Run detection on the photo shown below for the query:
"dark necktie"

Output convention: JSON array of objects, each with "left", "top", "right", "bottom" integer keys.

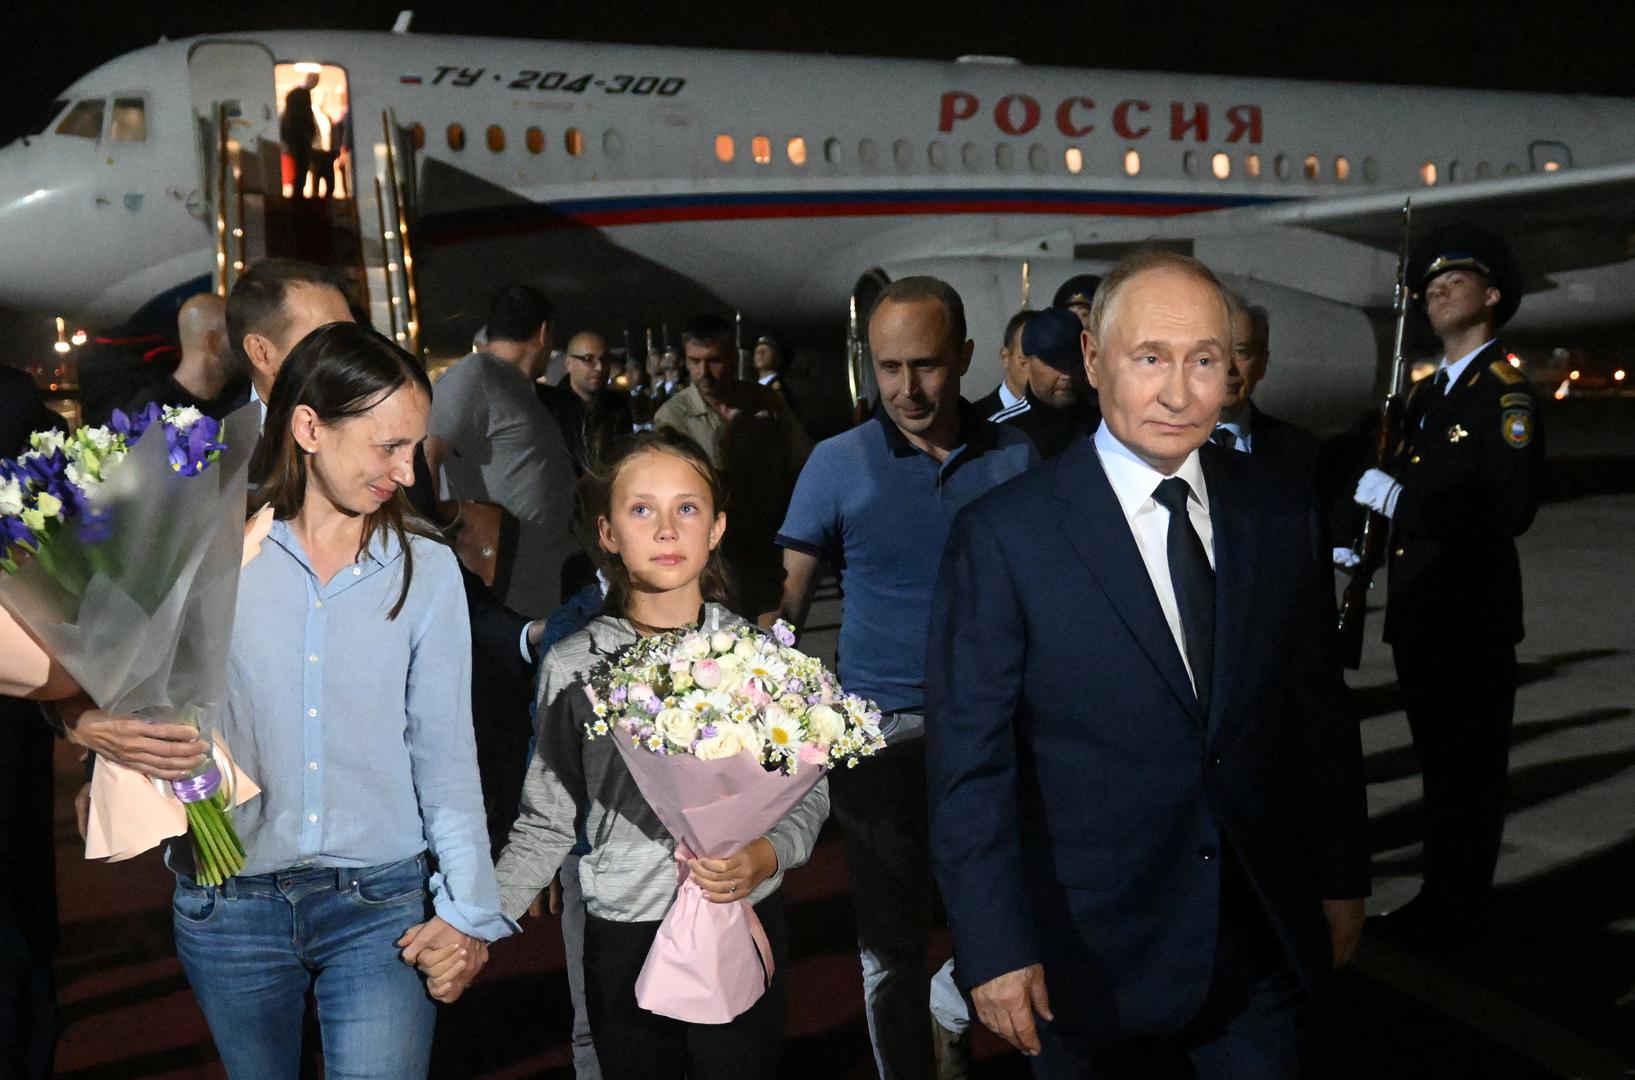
[
  {"left": 1152, "top": 477, "right": 1214, "bottom": 715},
  {"left": 1413, "top": 367, "right": 1451, "bottom": 430},
  {"left": 1211, "top": 426, "right": 1238, "bottom": 452}
]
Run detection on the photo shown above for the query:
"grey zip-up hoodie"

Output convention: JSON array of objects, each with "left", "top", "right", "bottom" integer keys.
[{"left": 495, "top": 604, "right": 830, "bottom": 922}]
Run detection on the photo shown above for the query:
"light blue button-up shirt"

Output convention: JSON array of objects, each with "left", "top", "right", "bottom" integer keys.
[{"left": 215, "top": 518, "right": 514, "bottom": 941}]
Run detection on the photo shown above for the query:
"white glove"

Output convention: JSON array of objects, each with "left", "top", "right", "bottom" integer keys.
[
  {"left": 1353, "top": 468, "right": 1402, "bottom": 518},
  {"left": 1332, "top": 547, "right": 1361, "bottom": 569}
]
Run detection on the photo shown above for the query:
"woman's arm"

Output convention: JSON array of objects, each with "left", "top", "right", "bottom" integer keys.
[{"left": 0, "top": 603, "right": 77, "bottom": 700}]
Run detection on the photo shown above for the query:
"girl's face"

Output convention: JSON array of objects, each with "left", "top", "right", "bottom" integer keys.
[
  {"left": 598, "top": 450, "right": 725, "bottom": 596},
  {"left": 294, "top": 383, "right": 427, "bottom": 517}
]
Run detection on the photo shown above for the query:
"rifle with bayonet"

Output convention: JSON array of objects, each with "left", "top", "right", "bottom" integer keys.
[{"left": 1337, "top": 199, "right": 1413, "bottom": 669}]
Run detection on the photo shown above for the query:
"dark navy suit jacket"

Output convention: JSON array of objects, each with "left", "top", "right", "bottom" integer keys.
[{"left": 926, "top": 435, "right": 1368, "bottom": 1042}]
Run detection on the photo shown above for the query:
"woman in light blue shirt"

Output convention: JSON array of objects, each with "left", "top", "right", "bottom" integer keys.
[{"left": 171, "top": 323, "right": 514, "bottom": 1079}]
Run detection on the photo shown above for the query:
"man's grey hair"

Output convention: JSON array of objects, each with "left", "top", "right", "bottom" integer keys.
[{"left": 1085, "top": 250, "right": 1234, "bottom": 350}]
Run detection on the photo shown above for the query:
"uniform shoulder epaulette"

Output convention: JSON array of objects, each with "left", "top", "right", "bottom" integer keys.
[{"left": 1489, "top": 360, "right": 1526, "bottom": 385}]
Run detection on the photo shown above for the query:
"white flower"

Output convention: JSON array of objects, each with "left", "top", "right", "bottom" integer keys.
[
  {"left": 744, "top": 654, "right": 787, "bottom": 684},
  {"left": 677, "top": 633, "right": 711, "bottom": 660},
  {"left": 732, "top": 638, "right": 761, "bottom": 662},
  {"left": 0, "top": 475, "right": 23, "bottom": 517},
  {"left": 695, "top": 722, "right": 760, "bottom": 761},
  {"left": 627, "top": 682, "right": 655, "bottom": 704},
  {"left": 715, "top": 652, "right": 744, "bottom": 674},
  {"left": 807, "top": 704, "right": 845, "bottom": 745},
  {"left": 162, "top": 404, "right": 205, "bottom": 430},
  {"left": 762, "top": 705, "right": 802, "bottom": 753},
  {"left": 680, "top": 689, "right": 733, "bottom": 718},
  {"left": 29, "top": 430, "right": 67, "bottom": 455},
  {"left": 669, "top": 658, "right": 694, "bottom": 691},
  {"left": 710, "top": 630, "right": 738, "bottom": 655},
  {"left": 655, "top": 707, "right": 698, "bottom": 749}
]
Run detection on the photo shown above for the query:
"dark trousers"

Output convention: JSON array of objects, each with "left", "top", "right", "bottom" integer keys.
[
  {"left": 1033, "top": 854, "right": 1306, "bottom": 1079},
  {"left": 0, "top": 703, "right": 57, "bottom": 1080},
  {"left": 582, "top": 896, "right": 788, "bottom": 1080},
  {"left": 1392, "top": 637, "right": 1517, "bottom": 923}
]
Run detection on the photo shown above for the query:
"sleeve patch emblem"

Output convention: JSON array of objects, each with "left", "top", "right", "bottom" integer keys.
[{"left": 1502, "top": 409, "right": 1534, "bottom": 449}]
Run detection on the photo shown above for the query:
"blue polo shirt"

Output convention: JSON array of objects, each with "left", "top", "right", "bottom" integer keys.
[{"left": 776, "top": 403, "right": 1037, "bottom": 712}]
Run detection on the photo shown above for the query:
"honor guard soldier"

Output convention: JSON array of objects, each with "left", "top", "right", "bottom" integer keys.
[
  {"left": 1352, "top": 224, "right": 1543, "bottom": 945},
  {"left": 1052, "top": 272, "right": 1102, "bottom": 329}
]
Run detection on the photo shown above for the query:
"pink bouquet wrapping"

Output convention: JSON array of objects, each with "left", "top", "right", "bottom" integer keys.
[{"left": 585, "top": 617, "right": 883, "bottom": 1023}]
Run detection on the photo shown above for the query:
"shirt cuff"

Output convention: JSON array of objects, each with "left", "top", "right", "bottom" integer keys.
[
  {"left": 518, "top": 622, "right": 534, "bottom": 665},
  {"left": 428, "top": 869, "right": 521, "bottom": 942}
]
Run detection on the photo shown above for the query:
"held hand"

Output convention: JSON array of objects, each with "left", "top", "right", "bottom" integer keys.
[
  {"left": 1332, "top": 547, "right": 1361, "bottom": 570},
  {"left": 242, "top": 505, "right": 274, "bottom": 568},
  {"left": 972, "top": 964, "right": 1053, "bottom": 1057},
  {"left": 60, "top": 697, "right": 209, "bottom": 780},
  {"left": 688, "top": 837, "right": 779, "bottom": 904},
  {"left": 397, "top": 917, "right": 488, "bottom": 1003},
  {"left": 1322, "top": 898, "right": 1366, "bottom": 970},
  {"left": 547, "top": 872, "right": 563, "bottom": 917},
  {"left": 526, "top": 619, "right": 546, "bottom": 650},
  {"left": 1352, "top": 468, "right": 1403, "bottom": 518}
]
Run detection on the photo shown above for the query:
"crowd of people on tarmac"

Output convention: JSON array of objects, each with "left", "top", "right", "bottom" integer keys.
[{"left": 0, "top": 220, "right": 1542, "bottom": 1080}]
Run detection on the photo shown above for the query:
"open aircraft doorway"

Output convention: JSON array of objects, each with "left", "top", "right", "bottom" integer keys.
[{"left": 275, "top": 62, "right": 351, "bottom": 201}]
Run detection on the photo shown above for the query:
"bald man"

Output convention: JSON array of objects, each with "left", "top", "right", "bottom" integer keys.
[{"left": 123, "top": 293, "right": 247, "bottom": 419}]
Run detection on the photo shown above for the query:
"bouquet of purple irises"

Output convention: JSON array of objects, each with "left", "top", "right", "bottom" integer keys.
[{"left": 0, "top": 401, "right": 259, "bottom": 885}]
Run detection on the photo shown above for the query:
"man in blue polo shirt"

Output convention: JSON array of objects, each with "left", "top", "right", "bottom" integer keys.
[{"left": 775, "top": 276, "right": 1036, "bottom": 1080}]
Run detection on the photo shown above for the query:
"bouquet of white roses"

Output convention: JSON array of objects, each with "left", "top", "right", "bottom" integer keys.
[{"left": 582, "top": 615, "right": 883, "bottom": 1023}]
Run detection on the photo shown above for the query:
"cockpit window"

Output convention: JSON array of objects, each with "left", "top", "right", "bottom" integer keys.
[
  {"left": 111, "top": 98, "right": 147, "bottom": 142},
  {"left": 55, "top": 99, "right": 105, "bottom": 141},
  {"left": 31, "top": 99, "right": 69, "bottom": 135}
]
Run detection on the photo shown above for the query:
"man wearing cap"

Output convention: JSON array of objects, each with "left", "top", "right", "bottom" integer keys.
[
  {"left": 971, "top": 309, "right": 1036, "bottom": 423},
  {"left": 1053, "top": 273, "right": 1102, "bottom": 329},
  {"left": 1001, "top": 306, "right": 1101, "bottom": 459},
  {"left": 775, "top": 276, "right": 1036, "bottom": 1079},
  {"left": 752, "top": 333, "right": 788, "bottom": 395},
  {"left": 1213, "top": 297, "right": 1321, "bottom": 485},
  {"left": 1350, "top": 224, "right": 1542, "bottom": 945}
]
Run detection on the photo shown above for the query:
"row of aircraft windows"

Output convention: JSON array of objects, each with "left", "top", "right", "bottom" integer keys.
[{"left": 411, "top": 121, "right": 1565, "bottom": 188}]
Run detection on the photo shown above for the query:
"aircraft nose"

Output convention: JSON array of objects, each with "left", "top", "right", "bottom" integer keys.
[{"left": 0, "top": 143, "right": 93, "bottom": 313}]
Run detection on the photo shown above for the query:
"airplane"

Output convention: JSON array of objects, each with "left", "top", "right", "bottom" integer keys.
[{"left": 3, "top": 23, "right": 1635, "bottom": 434}]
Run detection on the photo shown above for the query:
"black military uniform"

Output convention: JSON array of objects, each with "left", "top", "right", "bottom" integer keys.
[{"left": 1380, "top": 226, "right": 1542, "bottom": 938}]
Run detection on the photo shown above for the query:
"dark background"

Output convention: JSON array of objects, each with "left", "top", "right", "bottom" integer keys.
[{"left": 8, "top": 0, "right": 1635, "bottom": 147}]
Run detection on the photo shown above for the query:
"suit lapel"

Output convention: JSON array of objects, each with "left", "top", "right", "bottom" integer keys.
[
  {"left": 1202, "top": 449, "right": 1257, "bottom": 737},
  {"left": 1052, "top": 439, "right": 1204, "bottom": 723}
]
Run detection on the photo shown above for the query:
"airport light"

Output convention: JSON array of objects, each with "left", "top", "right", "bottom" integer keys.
[
  {"left": 1570, "top": 369, "right": 1581, "bottom": 380},
  {"left": 1616, "top": 369, "right": 1628, "bottom": 382},
  {"left": 1554, "top": 380, "right": 1570, "bottom": 400},
  {"left": 53, "top": 316, "right": 69, "bottom": 354},
  {"left": 53, "top": 341, "right": 70, "bottom": 355},
  {"left": 1507, "top": 352, "right": 1521, "bottom": 367},
  {"left": 70, "top": 329, "right": 87, "bottom": 346}
]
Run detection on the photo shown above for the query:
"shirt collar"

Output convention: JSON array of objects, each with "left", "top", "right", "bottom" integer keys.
[
  {"left": 1438, "top": 339, "right": 1495, "bottom": 389},
  {"left": 872, "top": 398, "right": 996, "bottom": 460},
  {"left": 1093, "top": 420, "right": 1208, "bottom": 521},
  {"left": 265, "top": 517, "right": 405, "bottom": 577},
  {"left": 998, "top": 382, "right": 1025, "bottom": 410}
]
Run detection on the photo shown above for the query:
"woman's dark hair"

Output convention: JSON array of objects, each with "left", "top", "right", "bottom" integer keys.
[
  {"left": 248, "top": 322, "right": 436, "bottom": 620},
  {"left": 580, "top": 428, "right": 729, "bottom": 619}
]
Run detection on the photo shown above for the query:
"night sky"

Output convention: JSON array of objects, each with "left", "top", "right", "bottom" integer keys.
[{"left": 8, "top": 0, "right": 1635, "bottom": 147}]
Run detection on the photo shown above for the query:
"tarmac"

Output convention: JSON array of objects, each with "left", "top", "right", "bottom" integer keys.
[{"left": 42, "top": 446, "right": 1635, "bottom": 1078}]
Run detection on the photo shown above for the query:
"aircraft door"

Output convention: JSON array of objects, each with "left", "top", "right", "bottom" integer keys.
[
  {"left": 1529, "top": 141, "right": 1572, "bottom": 172},
  {"left": 187, "top": 42, "right": 278, "bottom": 293}
]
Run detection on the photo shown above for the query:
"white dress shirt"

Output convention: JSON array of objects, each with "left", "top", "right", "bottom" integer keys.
[
  {"left": 1437, "top": 339, "right": 1495, "bottom": 391},
  {"left": 1093, "top": 422, "right": 1215, "bottom": 686}
]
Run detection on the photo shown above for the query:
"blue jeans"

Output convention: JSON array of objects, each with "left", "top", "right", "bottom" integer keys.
[{"left": 172, "top": 855, "right": 437, "bottom": 1080}]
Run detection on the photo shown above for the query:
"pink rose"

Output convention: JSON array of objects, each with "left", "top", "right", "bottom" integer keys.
[{"left": 693, "top": 659, "right": 723, "bottom": 690}]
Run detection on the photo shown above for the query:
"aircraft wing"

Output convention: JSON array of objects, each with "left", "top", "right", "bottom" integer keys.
[{"left": 1253, "top": 160, "right": 1635, "bottom": 281}]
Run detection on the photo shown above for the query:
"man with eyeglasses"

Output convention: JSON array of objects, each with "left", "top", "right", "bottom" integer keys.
[{"left": 538, "top": 330, "right": 634, "bottom": 475}]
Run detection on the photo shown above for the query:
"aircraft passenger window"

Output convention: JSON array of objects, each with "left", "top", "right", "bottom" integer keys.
[
  {"left": 1420, "top": 161, "right": 1437, "bottom": 185},
  {"left": 1245, "top": 153, "right": 1261, "bottom": 179},
  {"left": 1542, "top": 159, "right": 1563, "bottom": 172},
  {"left": 1476, "top": 161, "right": 1493, "bottom": 179},
  {"left": 859, "top": 138, "right": 880, "bottom": 167},
  {"left": 1027, "top": 144, "right": 1047, "bottom": 172},
  {"left": 928, "top": 141, "right": 947, "bottom": 168},
  {"left": 752, "top": 135, "right": 772, "bottom": 165},
  {"left": 894, "top": 139, "right": 913, "bottom": 168},
  {"left": 1274, "top": 154, "right": 1290, "bottom": 180},
  {"left": 446, "top": 123, "right": 465, "bottom": 151},
  {"left": 788, "top": 137, "right": 807, "bottom": 165},
  {"left": 526, "top": 127, "right": 544, "bottom": 154},
  {"left": 1065, "top": 147, "right": 1084, "bottom": 174},
  {"left": 824, "top": 137, "right": 843, "bottom": 164},
  {"left": 1182, "top": 151, "right": 1199, "bottom": 177},
  {"left": 565, "top": 127, "right": 585, "bottom": 156},
  {"left": 1447, "top": 160, "right": 1461, "bottom": 182},
  {"left": 56, "top": 99, "right": 105, "bottom": 141},
  {"left": 1303, "top": 154, "right": 1319, "bottom": 180},
  {"left": 995, "top": 143, "right": 1015, "bottom": 171},
  {"left": 1123, "top": 149, "right": 1141, "bottom": 176},
  {"left": 604, "top": 129, "right": 625, "bottom": 159},
  {"left": 410, "top": 123, "right": 425, "bottom": 151},
  {"left": 487, "top": 125, "right": 506, "bottom": 153},
  {"left": 1502, "top": 162, "right": 1520, "bottom": 175},
  {"left": 715, "top": 134, "right": 735, "bottom": 162},
  {"left": 110, "top": 98, "right": 146, "bottom": 142},
  {"left": 961, "top": 142, "right": 982, "bottom": 170},
  {"left": 1362, "top": 156, "right": 1379, "bottom": 182},
  {"left": 1334, "top": 156, "right": 1350, "bottom": 182},
  {"left": 1211, "top": 152, "right": 1230, "bottom": 180}
]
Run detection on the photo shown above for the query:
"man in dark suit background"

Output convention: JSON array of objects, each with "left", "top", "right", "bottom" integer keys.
[
  {"left": 1212, "top": 298, "right": 1320, "bottom": 485},
  {"left": 927, "top": 251, "right": 1368, "bottom": 1076}
]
